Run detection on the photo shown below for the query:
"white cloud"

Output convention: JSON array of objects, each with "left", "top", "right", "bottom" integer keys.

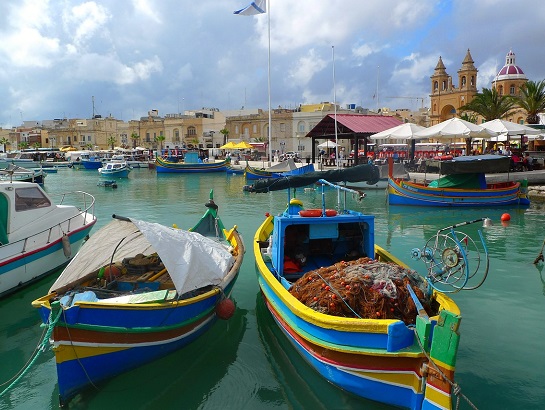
[
  {"left": 131, "top": 0, "right": 162, "bottom": 24},
  {"left": 288, "top": 49, "right": 328, "bottom": 86},
  {"left": 62, "top": 2, "right": 111, "bottom": 49}
]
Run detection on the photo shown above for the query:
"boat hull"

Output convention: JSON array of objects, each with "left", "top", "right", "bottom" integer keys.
[
  {"left": 254, "top": 214, "right": 460, "bottom": 410},
  {"left": 388, "top": 177, "right": 530, "bottom": 207},
  {"left": 155, "top": 157, "right": 229, "bottom": 173},
  {"left": 0, "top": 223, "right": 95, "bottom": 297},
  {"left": 35, "top": 278, "right": 237, "bottom": 403},
  {"left": 98, "top": 169, "right": 130, "bottom": 178}
]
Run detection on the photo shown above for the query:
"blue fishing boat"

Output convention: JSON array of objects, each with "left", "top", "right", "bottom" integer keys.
[
  {"left": 250, "top": 166, "right": 490, "bottom": 409},
  {"left": 388, "top": 154, "right": 530, "bottom": 207},
  {"left": 32, "top": 190, "right": 244, "bottom": 406},
  {"left": 156, "top": 151, "right": 230, "bottom": 173}
]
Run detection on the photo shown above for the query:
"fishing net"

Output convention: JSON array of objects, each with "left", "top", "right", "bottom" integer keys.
[{"left": 288, "top": 257, "right": 438, "bottom": 324}]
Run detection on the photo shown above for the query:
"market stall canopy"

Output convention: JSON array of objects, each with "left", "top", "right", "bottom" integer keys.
[
  {"left": 234, "top": 141, "right": 253, "bottom": 149},
  {"left": 480, "top": 119, "right": 540, "bottom": 136},
  {"left": 220, "top": 141, "right": 238, "bottom": 149},
  {"left": 370, "top": 123, "right": 426, "bottom": 140},
  {"left": 414, "top": 118, "right": 497, "bottom": 140},
  {"left": 318, "top": 140, "right": 338, "bottom": 148}
]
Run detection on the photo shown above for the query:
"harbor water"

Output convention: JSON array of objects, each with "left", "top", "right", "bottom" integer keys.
[{"left": 1, "top": 167, "right": 544, "bottom": 409}]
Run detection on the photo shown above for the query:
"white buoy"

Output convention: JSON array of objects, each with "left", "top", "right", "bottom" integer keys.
[{"left": 62, "top": 234, "right": 71, "bottom": 258}]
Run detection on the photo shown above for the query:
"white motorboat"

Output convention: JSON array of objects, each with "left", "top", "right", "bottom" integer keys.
[{"left": 0, "top": 181, "right": 96, "bottom": 297}]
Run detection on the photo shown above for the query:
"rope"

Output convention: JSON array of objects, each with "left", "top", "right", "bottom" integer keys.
[
  {"left": 411, "top": 325, "right": 479, "bottom": 410},
  {"left": 0, "top": 308, "right": 63, "bottom": 398}
]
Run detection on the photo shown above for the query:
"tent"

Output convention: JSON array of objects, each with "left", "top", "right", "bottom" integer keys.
[
  {"left": 317, "top": 140, "right": 338, "bottom": 149},
  {"left": 414, "top": 118, "right": 496, "bottom": 140},
  {"left": 234, "top": 141, "right": 253, "bottom": 149},
  {"left": 370, "top": 123, "right": 426, "bottom": 140},
  {"left": 220, "top": 141, "right": 238, "bottom": 149}
]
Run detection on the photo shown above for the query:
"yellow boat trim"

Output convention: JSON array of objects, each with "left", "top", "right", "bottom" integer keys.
[
  {"left": 53, "top": 344, "right": 128, "bottom": 363},
  {"left": 345, "top": 368, "right": 423, "bottom": 393},
  {"left": 424, "top": 382, "right": 453, "bottom": 409}
]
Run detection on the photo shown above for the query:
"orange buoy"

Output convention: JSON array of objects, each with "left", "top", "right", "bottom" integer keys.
[
  {"left": 501, "top": 213, "right": 511, "bottom": 222},
  {"left": 216, "top": 298, "right": 236, "bottom": 320},
  {"left": 103, "top": 264, "right": 122, "bottom": 279}
]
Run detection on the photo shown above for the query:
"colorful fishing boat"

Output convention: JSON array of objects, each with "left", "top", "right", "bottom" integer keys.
[
  {"left": 156, "top": 151, "right": 230, "bottom": 173},
  {"left": 250, "top": 167, "right": 489, "bottom": 409},
  {"left": 244, "top": 159, "right": 304, "bottom": 180},
  {"left": 0, "top": 181, "right": 96, "bottom": 298},
  {"left": 388, "top": 154, "right": 530, "bottom": 206},
  {"left": 32, "top": 190, "right": 244, "bottom": 406}
]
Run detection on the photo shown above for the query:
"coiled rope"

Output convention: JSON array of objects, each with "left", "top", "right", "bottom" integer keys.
[
  {"left": 0, "top": 308, "right": 63, "bottom": 398},
  {"left": 412, "top": 325, "right": 478, "bottom": 410}
]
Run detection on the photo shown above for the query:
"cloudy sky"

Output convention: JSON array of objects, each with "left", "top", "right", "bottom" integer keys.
[{"left": 1, "top": 0, "right": 544, "bottom": 128}]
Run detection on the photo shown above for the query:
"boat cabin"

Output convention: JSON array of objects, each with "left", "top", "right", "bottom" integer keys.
[
  {"left": 267, "top": 200, "right": 375, "bottom": 282},
  {"left": 0, "top": 182, "right": 56, "bottom": 244}
]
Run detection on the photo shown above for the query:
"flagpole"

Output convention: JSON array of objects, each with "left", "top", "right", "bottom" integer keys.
[
  {"left": 267, "top": 0, "right": 272, "bottom": 166},
  {"left": 376, "top": 65, "right": 379, "bottom": 113},
  {"left": 332, "top": 46, "right": 338, "bottom": 169}
]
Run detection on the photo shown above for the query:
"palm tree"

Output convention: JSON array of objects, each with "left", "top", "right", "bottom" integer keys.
[
  {"left": 459, "top": 87, "right": 517, "bottom": 154},
  {"left": 19, "top": 141, "right": 29, "bottom": 150},
  {"left": 0, "top": 137, "right": 10, "bottom": 152},
  {"left": 459, "top": 87, "right": 517, "bottom": 121},
  {"left": 107, "top": 136, "right": 117, "bottom": 150},
  {"left": 513, "top": 79, "right": 545, "bottom": 124},
  {"left": 130, "top": 132, "right": 140, "bottom": 148},
  {"left": 219, "top": 128, "right": 229, "bottom": 145},
  {"left": 155, "top": 135, "right": 166, "bottom": 153}
]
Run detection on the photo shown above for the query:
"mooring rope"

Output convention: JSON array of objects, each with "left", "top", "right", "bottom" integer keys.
[
  {"left": 0, "top": 308, "right": 63, "bottom": 398},
  {"left": 411, "top": 325, "right": 478, "bottom": 410}
]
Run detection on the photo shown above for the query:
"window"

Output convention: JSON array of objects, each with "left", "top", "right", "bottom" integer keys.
[
  {"left": 188, "top": 127, "right": 196, "bottom": 136},
  {"left": 298, "top": 122, "right": 305, "bottom": 132},
  {"left": 434, "top": 81, "right": 438, "bottom": 91},
  {"left": 461, "top": 76, "right": 466, "bottom": 87},
  {"left": 235, "top": 125, "right": 239, "bottom": 134},
  {"left": 280, "top": 123, "right": 286, "bottom": 132},
  {"left": 15, "top": 187, "right": 51, "bottom": 211},
  {"left": 252, "top": 124, "right": 257, "bottom": 133},
  {"left": 510, "top": 85, "right": 516, "bottom": 95}
]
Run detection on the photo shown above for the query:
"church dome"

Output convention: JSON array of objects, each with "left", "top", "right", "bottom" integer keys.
[{"left": 495, "top": 50, "right": 527, "bottom": 81}]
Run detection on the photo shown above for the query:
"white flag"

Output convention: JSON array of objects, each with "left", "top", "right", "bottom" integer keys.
[{"left": 234, "top": 0, "right": 266, "bottom": 16}]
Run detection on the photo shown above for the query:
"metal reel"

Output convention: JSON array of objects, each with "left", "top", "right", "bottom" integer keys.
[{"left": 421, "top": 232, "right": 469, "bottom": 293}]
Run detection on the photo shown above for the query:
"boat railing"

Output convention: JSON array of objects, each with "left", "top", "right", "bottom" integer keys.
[{"left": 51, "top": 191, "right": 97, "bottom": 230}]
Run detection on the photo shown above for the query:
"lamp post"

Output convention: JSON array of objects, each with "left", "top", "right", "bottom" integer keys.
[{"left": 280, "top": 141, "right": 285, "bottom": 155}]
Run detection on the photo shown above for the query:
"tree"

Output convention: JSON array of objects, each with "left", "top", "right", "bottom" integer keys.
[
  {"left": 459, "top": 87, "right": 517, "bottom": 154},
  {"left": 459, "top": 87, "right": 516, "bottom": 121},
  {"left": 19, "top": 141, "right": 29, "bottom": 150},
  {"left": 33, "top": 142, "right": 41, "bottom": 149},
  {"left": 0, "top": 137, "right": 10, "bottom": 152},
  {"left": 130, "top": 132, "right": 140, "bottom": 148},
  {"left": 107, "top": 136, "right": 117, "bottom": 150},
  {"left": 219, "top": 128, "right": 229, "bottom": 145},
  {"left": 155, "top": 135, "right": 166, "bottom": 152},
  {"left": 513, "top": 79, "right": 545, "bottom": 124}
]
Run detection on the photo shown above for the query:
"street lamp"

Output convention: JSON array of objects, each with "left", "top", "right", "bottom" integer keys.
[{"left": 280, "top": 141, "right": 285, "bottom": 155}]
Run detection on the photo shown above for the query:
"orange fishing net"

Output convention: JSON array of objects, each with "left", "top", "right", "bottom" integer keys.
[{"left": 288, "top": 257, "right": 437, "bottom": 324}]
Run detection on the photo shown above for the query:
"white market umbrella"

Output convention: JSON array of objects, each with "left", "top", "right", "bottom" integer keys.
[
  {"left": 480, "top": 119, "right": 540, "bottom": 136},
  {"left": 414, "top": 118, "right": 496, "bottom": 140},
  {"left": 370, "top": 123, "right": 427, "bottom": 140},
  {"left": 318, "top": 140, "right": 338, "bottom": 149}
]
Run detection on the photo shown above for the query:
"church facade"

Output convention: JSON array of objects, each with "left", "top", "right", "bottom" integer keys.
[{"left": 429, "top": 49, "right": 530, "bottom": 125}]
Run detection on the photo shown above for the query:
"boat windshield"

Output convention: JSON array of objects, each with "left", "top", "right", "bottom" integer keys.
[{"left": 14, "top": 187, "right": 51, "bottom": 211}]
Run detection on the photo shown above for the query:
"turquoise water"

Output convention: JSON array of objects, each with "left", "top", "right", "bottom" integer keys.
[{"left": 1, "top": 167, "right": 544, "bottom": 409}]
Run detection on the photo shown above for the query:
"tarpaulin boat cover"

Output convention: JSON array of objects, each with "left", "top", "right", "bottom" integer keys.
[
  {"left": 428, "top": 154, "right": 510, "bottom": 175},
  {"left": 247, "top": 164, "right": 380, "bottom": 193},
  {"left": 49, "top": 218, "right": 234, "bottom": 296},
  {"left": 427, "top": 173, "right": 487, "bottom": 189}
]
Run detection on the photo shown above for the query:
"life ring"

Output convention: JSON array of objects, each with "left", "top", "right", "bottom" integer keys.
[
  {"left": 299, "top": 209, "right": 337, "bottom": 217},
  {"left": 433, "top": 155, "right": 453, "bottom": 161}
]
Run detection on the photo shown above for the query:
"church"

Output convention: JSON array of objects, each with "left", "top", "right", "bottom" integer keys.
[{"left": 429, "top": 49, "right": 530, "bottom": 125}]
